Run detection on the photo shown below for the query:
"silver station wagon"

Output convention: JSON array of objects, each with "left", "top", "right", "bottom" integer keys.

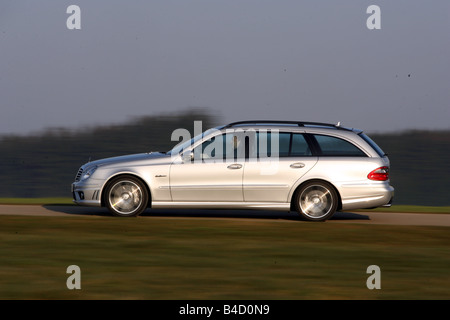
[{"left": 72, "top": 121, "right": 394, "bottom": 221}]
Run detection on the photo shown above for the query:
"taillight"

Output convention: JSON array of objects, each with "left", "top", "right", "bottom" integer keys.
[{"left": 368, "top": 166, "right": 389, "bottom": 181}]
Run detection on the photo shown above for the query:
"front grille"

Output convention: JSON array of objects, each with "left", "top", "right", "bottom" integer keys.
[{"left": 75, "top": 168, "right": 83, "bottom": 182}]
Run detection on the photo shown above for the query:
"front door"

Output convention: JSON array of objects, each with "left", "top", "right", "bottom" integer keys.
[{"left": 169, "top": 131, "right": 244, "bottom": 202}]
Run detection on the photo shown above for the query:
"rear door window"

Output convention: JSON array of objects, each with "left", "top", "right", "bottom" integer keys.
[
  {"left": 291, "top": 133, "right": 312, "bottom": 156},
  {"left": 252, "top": 131, "right": 312, "bottom": 158}
]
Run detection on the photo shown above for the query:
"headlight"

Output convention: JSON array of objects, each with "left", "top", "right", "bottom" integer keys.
[{"left": 81, "top": 166, "right": 97, "bottom": 181}]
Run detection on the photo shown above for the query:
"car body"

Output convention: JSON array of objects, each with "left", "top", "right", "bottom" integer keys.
[{"left": 72, "top": 120, "right": 394, "bottom": 221}]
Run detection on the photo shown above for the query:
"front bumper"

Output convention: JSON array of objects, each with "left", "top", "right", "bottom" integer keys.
[{"left": 71, "top": 181, "right": 102, "bottom": 207}]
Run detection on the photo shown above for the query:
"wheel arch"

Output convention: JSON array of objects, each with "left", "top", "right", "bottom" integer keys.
[
  {"left": 100, "top": 173, "right": 152, "bottom": 208},
  {"left": 289, "top": 178, "right": 342, "bottom": 212}
]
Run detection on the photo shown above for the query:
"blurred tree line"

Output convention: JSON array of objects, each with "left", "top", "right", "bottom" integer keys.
[
  {"left": 0, "top": 109, "right": 215, "bottom": 198},
  {"left": 0, "top": 109, "right": 449, "bottom": 205},
  {"left": 369, "top": 130, "right": 450, "bottom": 206}
]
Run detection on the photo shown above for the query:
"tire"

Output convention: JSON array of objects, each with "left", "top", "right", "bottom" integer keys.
[
  {"left": 295, "top": 181, "right": 338, "bottom": 221},
  {"left": 104, "top": 176, "right": 149, "bottom": 217}
]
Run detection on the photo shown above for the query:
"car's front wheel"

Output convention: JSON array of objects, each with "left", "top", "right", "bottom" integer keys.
[
  {"left": 295, "top": 181, "right": 338, "bottom": 221},
  {"left": 104, "top": 176, "right": 149, "bottom": 217}
]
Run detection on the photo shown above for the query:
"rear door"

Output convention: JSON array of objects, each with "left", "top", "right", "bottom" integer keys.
[{"left": 243, "top": 130, "right": 318, "bottom": 202}]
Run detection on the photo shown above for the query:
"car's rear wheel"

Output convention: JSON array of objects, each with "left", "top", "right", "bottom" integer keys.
[
  {"left": 104, "top": 176, "right": 148, "bottom": 217},
  {"left": 295, "top": 181, "right": 338, "bottom": 221}
]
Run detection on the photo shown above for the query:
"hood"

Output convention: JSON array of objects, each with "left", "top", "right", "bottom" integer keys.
[{"left": 82, "top": 152, "right": 168, "bottom": 169}]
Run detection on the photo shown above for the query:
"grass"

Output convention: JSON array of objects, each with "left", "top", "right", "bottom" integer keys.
[
  {"left": 0, "top": 197, "right": 74, "bottom": 205},
  {"left": 0, "top": 215, "right": 449, "bottom": 299}
]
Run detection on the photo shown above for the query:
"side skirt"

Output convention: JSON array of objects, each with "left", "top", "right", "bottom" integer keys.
[{"left": 151, "top": 201, "right": 291, "bottom": 211}]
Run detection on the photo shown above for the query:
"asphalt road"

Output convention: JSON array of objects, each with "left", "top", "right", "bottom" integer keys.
[{"left": 0, "top": 205, "right": 449, "bottom": 226}]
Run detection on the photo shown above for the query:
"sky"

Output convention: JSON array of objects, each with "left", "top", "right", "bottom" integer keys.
[{"left": 0, "top": 0, "right": 449, "bottom": 135}]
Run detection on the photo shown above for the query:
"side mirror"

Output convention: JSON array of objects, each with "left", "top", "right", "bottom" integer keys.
[{"left": 182, "top": 151, "right": 194, "bottom": 163}]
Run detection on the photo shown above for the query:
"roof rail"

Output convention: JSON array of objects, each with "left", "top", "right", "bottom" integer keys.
[{"left": 224, "top": 120, "right": 352, "bottom": 131}]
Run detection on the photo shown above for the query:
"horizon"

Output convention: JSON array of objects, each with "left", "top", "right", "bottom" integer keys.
[{"left": 1, "top": 108, "right": 449, "bottom": 140}]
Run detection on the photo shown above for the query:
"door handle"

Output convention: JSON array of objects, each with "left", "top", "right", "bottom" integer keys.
[
  {"left": 290, "top": 162, "right": 305, "bottom": 168},
  {"left": 227, "top": 164, "right": 243, "bottom": 170}
]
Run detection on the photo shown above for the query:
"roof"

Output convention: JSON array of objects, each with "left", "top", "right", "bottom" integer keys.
[{"left": 223, "top": 120, "right": 359, "bottom": 132}]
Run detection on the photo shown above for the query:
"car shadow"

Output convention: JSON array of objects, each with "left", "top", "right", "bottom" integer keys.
[
  {"left": 329, "top": 211, "right": 370, "bottom": 221},
  {"left": 43, "top": 205, "right": 111, "bottom": 216},
  {"left": 43, "top": 205, "right": 370, "bottom": 222}
]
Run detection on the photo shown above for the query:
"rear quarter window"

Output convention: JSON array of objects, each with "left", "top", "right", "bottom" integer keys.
[
  {"left": 359, "top": 133, "right": 386, "bottom": 157},
  {"left": 312, "top": 134, "right": 367, "bottom": 157}
]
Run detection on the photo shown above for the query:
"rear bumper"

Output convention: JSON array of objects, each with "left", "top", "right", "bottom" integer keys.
[
  {"left": 340, "top": 183, "right": 394, "bottom": 211},
  {"left": 381, "top": 195, "right": 394, "bottom": 207}
]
